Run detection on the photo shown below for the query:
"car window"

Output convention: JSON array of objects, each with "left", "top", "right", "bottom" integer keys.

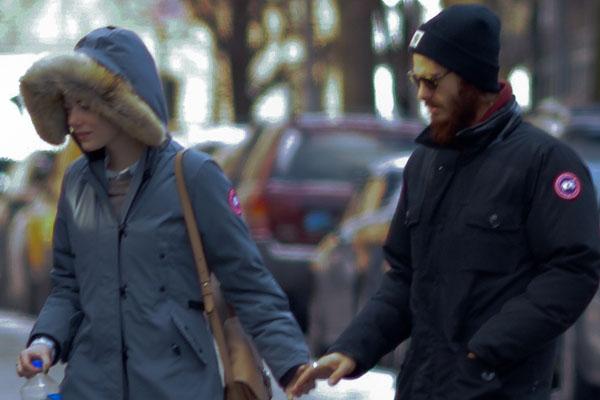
[{"left": 271, "top": 129, "right": 412, "bottom": 181}]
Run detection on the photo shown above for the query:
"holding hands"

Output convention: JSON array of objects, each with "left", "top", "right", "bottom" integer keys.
[{"left": 286, "top": 352, "right": 357, "bottom": 398}]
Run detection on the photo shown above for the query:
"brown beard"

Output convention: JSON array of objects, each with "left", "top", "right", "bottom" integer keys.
[{"left": 430, "top": 81, "right": 483, "bottom": 146}]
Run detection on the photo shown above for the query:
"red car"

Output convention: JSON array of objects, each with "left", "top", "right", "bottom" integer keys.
[{"left": 228, "top": 114, "right": 422, "bottom": 331}]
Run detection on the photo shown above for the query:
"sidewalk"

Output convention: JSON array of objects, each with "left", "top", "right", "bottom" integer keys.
[
  {"left": 0, "top": 309, "right": 395, "bottom": 399},
  {"left": 0, "top": 310, "right": 64, "bottom": 400}
]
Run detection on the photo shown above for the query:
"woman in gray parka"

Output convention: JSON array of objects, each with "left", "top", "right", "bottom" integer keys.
[{"left": 15, "top": 26, "right": 310, "bottom": 399}]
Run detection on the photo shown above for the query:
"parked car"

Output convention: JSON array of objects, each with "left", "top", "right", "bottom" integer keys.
[
  {"left": 211, "top": 123, "right": 265, "bottom": 187},
  {"left": 230, "top": 114, "right": 422, "bottom": 331},
  {"left": 309, "top": 152, "right": 411, "bottom": 367}
]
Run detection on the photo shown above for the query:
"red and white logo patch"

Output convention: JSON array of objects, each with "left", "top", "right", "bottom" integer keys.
[
  {"left": 553, "top": 172, "right": 581, "bottom": 200},
  {"left": 228, "top": 188, "right": 242, "bottom": 216}
]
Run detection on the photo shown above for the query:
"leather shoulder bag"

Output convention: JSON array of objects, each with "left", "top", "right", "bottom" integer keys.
[{"left": 175, "top": 150, "right": 272, "bottom": 400}]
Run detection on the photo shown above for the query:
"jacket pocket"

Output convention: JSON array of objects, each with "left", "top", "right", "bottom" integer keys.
[
  {"left": 453, "top": 355, "right": 506, "bottom": 400},
  {"left": 461, "top": 206, "right": 524, "bottom": 274},
  {"left": 465, "top": 207, "right": 521, "bottom": 232},
  {"left": 61, "top": 311, "right": 85, "bottom": 362},
  {"left": 170, "top": 306, "right": 210, "bottom": 365}
]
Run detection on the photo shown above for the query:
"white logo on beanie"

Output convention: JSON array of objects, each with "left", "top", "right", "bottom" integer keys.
[{"left": 409, "top": 30, "right": 425, "bottom": 49}]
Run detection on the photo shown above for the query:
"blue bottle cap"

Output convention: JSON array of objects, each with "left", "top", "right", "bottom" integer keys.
[
  {"left": 47, "top": 394, "right": 62, "bottom": 400},
  {"left": 31, "top": 359, "right": 43, "bottom": 369}
]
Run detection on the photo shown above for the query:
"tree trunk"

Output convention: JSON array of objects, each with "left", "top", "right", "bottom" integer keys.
[
  {"left": 338, "top": 0, "right": 378, "bottom": 113},
  {"left": 593, "top": 1, "right": 600, "bottom": 101},
  {"left": 228, "top": 0, "right": 252, "bottom": 122}
]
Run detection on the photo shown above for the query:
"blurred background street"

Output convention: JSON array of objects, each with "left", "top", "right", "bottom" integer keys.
[{"left": 2, "top": 0, "right": 600, "bottom": 399}]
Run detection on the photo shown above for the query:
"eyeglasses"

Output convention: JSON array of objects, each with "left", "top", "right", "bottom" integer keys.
[{"left": 407, "top": 70, "right": 450, "bottom": 91}]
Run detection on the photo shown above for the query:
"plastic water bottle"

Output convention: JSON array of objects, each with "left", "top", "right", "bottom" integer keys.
[{"left": 20, "top": 359, "right": 62, "bottom": 400}]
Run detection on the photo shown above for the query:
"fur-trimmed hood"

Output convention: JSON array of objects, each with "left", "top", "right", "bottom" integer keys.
[{"left": 20, "top": 26, "right": 168, "bottom": 146}]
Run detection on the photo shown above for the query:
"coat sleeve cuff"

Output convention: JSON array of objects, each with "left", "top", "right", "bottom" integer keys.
[{"left": 29, "top": 334, "right": 61, "bottom": 365}]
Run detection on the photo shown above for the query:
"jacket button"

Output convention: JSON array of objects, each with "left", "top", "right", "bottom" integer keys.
[
  {"left": 171, "top": 344, "right": 181, "bottom": 356},
  {"left": 481, "top": 370, "right": 496, "bottom": 382},
  {"left": 159, "top": 286, "right": 166, "bottom": 292},
  {"left": 118, "top": 224, "right": 127, "bottom": 238},
  {"left": 119, "top": 284, "right": 128, "bottom": 299},
  {"left": 488, "top": 213, "right": 500, "bottom": 228},
  {"left": 438, "top": 165, "right": 444, "bottom": 171},
  {"left": 159, "top": 253, "right": 166, "bottom": 260}
]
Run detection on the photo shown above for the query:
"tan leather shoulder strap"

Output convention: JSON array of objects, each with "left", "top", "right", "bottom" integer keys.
[{"left": 174, "top": 150, "right": 233, "bottom": 384}]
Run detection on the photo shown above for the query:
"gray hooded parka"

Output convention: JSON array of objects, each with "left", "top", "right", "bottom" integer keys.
[{"left": 19, "top": 26, "right": 309, "bottom": 400}]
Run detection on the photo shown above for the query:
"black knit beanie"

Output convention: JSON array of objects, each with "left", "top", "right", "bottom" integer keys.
[{"left": 409, "top": 4, "right": 501, "bottom": 92}]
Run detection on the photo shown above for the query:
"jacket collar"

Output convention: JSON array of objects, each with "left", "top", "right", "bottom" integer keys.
[
  {"left": 416, "top": 91, "right": 521, "bottom": 154},
  {"left": 477, "top": 81, "right": 512, "bottom": 123},
  {"left": 81, "top": 135, "right": 173, "bottom": 222},
  {"left": 81, "top": 133, "right": 172, "bottom": 179}
]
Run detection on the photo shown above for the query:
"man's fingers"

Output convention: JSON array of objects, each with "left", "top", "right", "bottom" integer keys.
[
  {"left": 286, "top": 378, "right": 316, "bottom": 399},
  {"left": 289, "top": 353, "right": 356, "bottom": 395},
  {"left": 294, "top": 379, "right": 317, "bottom": 397},
  {"left": 295, "top": 365, "right": 321, "bottom": 388},
  {"left": 327, "top": 359, "right": 354, "bottom": 386},
  {"left": 285, "top": 363, "right": 313, "bottom": 398},
  {"left": 290, "top": 364, "right": 328, "bottom": 396},
  {"left": 290, "top": 354, "right": 345, "bottom": 395},
  {"left": 313, "top": 364, "right": 336, "bottom": 380}
]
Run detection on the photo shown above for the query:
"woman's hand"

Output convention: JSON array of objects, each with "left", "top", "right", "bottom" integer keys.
[{"left": 16, "top": 343, "right": 52, "bottom": 378}]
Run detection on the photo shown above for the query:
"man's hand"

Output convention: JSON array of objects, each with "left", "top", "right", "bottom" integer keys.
[
  {"left": 288, "top": 353, "right": 357, "bottom": 398},
  {"left": 284, "top": 364, "right": 312, "bottom": 399},
  {"left": 16, "top": 344, "right": 52, "bottom": 378}
]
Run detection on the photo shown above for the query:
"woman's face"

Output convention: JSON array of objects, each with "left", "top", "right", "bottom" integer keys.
[{"left": 66, "top": 99, "right": 120, "bottom": 152}]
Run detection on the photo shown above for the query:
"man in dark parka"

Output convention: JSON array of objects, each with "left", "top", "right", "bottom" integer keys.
[{"left": 291, "top": 5, "right": 600, "bottom": 400}]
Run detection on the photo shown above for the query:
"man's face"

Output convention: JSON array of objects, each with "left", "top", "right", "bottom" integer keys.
[
  {"left": 410, "top": 53, "right": 481, "bottom": 145},
  {"left": 411, "top": 54, "right": 460, "bottom": 123}
]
